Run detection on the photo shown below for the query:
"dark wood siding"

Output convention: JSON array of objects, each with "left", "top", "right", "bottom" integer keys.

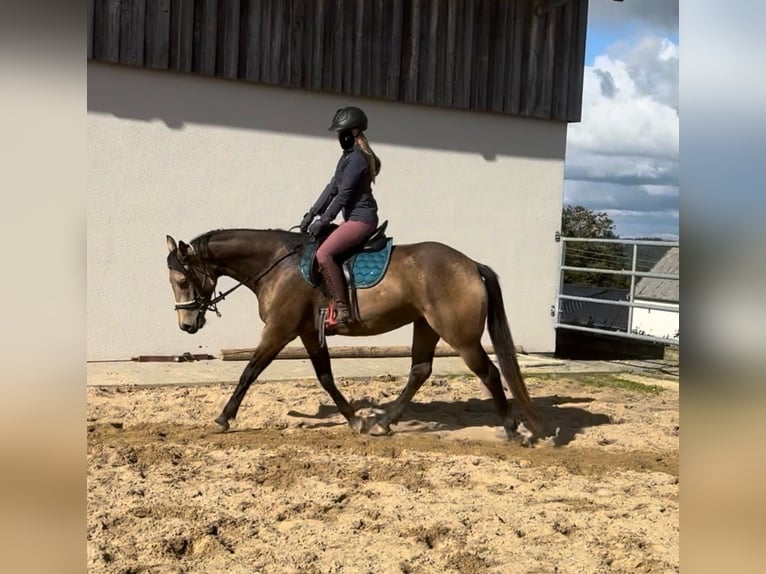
[{"left": 88, "top": 0, "right": 588, "bottom": 122}]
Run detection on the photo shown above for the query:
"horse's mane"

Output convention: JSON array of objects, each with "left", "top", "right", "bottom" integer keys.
[{"left": 189, "top": 228, "right": 307, "bottom": 259}]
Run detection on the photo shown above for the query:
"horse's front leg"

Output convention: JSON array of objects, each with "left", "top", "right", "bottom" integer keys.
[
  {"left": 300, "top": 332, "right": 364, "bottom": 433},
  {"left": 215, "top": 326, "right": 293, "bottom": 431}
]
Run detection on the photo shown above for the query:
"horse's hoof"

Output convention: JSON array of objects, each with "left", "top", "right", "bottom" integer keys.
[
  {"left": 368, "top": 422, "right": 392, "bottom": 437},
  {"left": 215, "top": 415, "right": 230, "bottom": 432},
  {"left": 349, "top": 416, "right": 366, "bottom": 434},
  {"left": 503, "top": 420, "right": 536, "bottom": 447},
  {"left": 519, "top": 436, "right": 533, "bottom": 448}
]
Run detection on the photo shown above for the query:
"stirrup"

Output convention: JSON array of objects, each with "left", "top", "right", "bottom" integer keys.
[
  {"left": 333, "top": 303, "right": 352, "bottom": 325},
  {"left": 316, "top": 302, "right": 352, "bottom": 347},
  {"left": 325, "top": 303, "right": 351, "bottom": 327}
]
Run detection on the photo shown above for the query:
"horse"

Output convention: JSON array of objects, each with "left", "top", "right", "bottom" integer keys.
[{"left": 165, "top": 227, "right": 540, "bottom": 442}]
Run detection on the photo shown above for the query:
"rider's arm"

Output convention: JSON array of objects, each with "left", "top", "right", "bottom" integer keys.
[
  {"left": 320, "top": 152, "right": 367, "bottom": 223},
  {"left": 309, "top": 181, "right": 337, "bottom": 217},
  {"left": 308, "top": 154, "right": 346, "bottom": 216}
]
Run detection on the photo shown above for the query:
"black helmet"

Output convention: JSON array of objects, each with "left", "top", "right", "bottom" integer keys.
[{"left": 328, "top": 106, "right": 368, "bottom": 132}]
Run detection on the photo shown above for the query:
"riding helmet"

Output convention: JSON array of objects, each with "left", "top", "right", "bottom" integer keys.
[{"left": 328, "top": 106, "right": 368, "bottom": 132}]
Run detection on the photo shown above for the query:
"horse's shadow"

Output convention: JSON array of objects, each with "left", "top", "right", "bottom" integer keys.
[{"left": 287, "top": 394, "right": 611, "bottom": 447}]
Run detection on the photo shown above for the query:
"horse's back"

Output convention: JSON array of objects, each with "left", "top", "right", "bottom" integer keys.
[
  {"left": 391, "top": 240, "right": 479, "bottom": 270},
  {"left": 388, "top": 240, "right": 486, "bottom": 295}
]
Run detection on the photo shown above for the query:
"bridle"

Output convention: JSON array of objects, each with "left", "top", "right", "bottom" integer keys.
[
  {"left": 171, "top": 245, "right": 300, "bottom": 317},
  {"left": 172, "top": 258, "right": 222, "bottom": 316}
]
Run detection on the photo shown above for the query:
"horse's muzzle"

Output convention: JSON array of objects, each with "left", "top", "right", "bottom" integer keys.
[
  {"left": 180, "top": 314, "right": 206, "bottom": 333},
  {"left": 180, "top": 322, "right": 197, "bottom": 334}
]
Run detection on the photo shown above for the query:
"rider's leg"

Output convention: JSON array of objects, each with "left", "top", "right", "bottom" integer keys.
[{"left": 315, "top": 219, "right": 377, "bottom": 324}]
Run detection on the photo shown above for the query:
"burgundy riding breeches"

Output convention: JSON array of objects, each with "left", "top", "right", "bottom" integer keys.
[{"left": 316, "top": 219, "right": 377, "bottom": 302}]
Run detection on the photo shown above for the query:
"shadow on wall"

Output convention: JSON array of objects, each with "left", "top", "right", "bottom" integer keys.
[{"left": 87, "top": 62, "right": 567, "bottom": 162}]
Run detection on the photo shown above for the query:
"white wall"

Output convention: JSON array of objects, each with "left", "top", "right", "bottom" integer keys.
[
  {"left": 632, "top": 302, "right": 680, "bottom": 341},
  {"left": 88, "top": 62, "right": 567, "bottom": 360}
]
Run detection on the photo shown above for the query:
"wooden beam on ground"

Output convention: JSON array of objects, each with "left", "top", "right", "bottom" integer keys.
[
  {"left": 220, "top": 344, "right": 524, "bottom": 361},
  {"left": 132, "top": 353, "right": 216, "bottom": 362}
]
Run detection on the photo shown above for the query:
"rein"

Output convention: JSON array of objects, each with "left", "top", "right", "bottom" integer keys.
[{"left": 174, "top": 245, "right": 300, "bottom": 317}]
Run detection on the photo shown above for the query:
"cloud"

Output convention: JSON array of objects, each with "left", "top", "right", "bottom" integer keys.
[
  {"left": 564, "top": 33, "right": 679, "bottom": 238},
  {"left": 601, "top": 209, "right": 679, "bottom": 241},
  {"left": 593, "top": 69, "right": 617, "bottom": 98},
  {"left": 611, "top": 36, "right": 678, "bottom": 110},
  {"left": 568, "top": 40, "right": 678, "bottom": 159},
  {"left": 565, "top": 180, "right": 678, "bottom": 213},
  {"left": 565, "top": 150, "right": 678, "bottom": 187},
  {"left": 588, "top": 0, "right": 679, "bottom": 35}
]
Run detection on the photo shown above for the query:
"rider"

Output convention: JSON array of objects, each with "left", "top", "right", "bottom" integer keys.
[{"left": 299, "top": 106, "right": 381, "bottom": 327}]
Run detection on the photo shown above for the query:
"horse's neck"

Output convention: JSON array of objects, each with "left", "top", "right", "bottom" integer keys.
[{"left": 201, "top": 230, "right": 286, "bottom": 283}]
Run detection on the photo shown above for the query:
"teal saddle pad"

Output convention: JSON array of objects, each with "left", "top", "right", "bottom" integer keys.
[{"left": 300, "top": 238, "right": 394, "bottom": 289}]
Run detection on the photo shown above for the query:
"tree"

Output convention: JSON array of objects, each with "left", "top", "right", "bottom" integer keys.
[
  {"left": 561, "top": 205, "right": 629, "bottom": 288},
  {"left": 561, "top": 205, "right": 618, "bottom": 239}
]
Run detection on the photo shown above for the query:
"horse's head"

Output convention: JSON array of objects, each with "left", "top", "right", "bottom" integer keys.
[{"left": 166, "top": 235, "right": 218, "bottom": 334}]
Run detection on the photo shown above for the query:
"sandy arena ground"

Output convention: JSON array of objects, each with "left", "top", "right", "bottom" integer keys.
[{"left": 87, "top": 370, "right": 679, "bottom": 574}]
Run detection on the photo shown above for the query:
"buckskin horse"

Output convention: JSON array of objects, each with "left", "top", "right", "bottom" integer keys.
[{"left": 165, "top": 226, "right": 540, "bottom": 441}]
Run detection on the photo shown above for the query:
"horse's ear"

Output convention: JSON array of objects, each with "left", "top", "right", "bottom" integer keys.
[
  {"left": 166, "top": 235, "right": 178, "bottom": 253},
  {"left": 177, "top": 241, "right": 197, "bottom": 261}
]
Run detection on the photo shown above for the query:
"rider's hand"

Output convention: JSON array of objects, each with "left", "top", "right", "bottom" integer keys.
[
  {"left": 299, "top": 211, "right": 314, "bottom": 233},
  {"left": 308, "top": 219, "right": 325, "bottom": 238}
]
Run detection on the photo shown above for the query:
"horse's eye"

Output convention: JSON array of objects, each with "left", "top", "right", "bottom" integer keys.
[{"left": 178, "top": 279, "right": 188, "bottom": 288}]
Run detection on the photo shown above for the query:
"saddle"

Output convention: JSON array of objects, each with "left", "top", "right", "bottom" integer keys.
[{"left": 299, "top": 221, "right": 393, "bottom": 340}]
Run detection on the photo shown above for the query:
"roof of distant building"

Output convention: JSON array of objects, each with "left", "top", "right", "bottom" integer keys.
[{"left": 634, "top": 248, "right": 679, "bottom": 302}]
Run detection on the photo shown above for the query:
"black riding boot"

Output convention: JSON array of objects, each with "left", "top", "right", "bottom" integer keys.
[{"left": 319, "top": 265, "right": 352, "bottom": 326}]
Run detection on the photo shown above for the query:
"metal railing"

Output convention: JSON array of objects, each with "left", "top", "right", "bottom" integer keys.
[{"left": 556, "top": 237, "right": 679, "bottom": 345}]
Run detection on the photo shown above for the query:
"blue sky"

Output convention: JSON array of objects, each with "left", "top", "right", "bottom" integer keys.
[{"left": 564, "top": 0, "right": 679, "bottom": 239}]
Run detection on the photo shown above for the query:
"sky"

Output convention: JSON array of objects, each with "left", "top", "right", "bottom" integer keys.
[{"left": 564, "top": 0, "right": 679, "bottom": 239}]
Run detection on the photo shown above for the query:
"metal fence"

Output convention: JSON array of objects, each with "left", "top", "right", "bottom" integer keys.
[{"left": 556, "top": 237, "right": 679, "bottom": 346}]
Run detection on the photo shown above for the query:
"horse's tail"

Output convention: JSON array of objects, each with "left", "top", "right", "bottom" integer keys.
[{"left": 477, "top": 263, "right": 540, "bottom": 431}]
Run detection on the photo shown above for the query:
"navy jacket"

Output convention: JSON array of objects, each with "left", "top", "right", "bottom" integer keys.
[{"left": 311, "top": 146, "right": 378, "bottom": 224}]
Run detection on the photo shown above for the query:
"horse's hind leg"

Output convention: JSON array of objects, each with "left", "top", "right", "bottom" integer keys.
[
  {"left": 367, "top": 318, "right": 440, "bottom": 436},
  {"left": 457, "top": 344, "right": 523, "bottom": 442},
  {"left": 300, "top": 332, "right": 363, "bottom": 432}
]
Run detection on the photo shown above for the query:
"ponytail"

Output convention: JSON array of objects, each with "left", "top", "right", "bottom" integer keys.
[{"left": 353, "top": 130, "right": 381, "bottom": 184}]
